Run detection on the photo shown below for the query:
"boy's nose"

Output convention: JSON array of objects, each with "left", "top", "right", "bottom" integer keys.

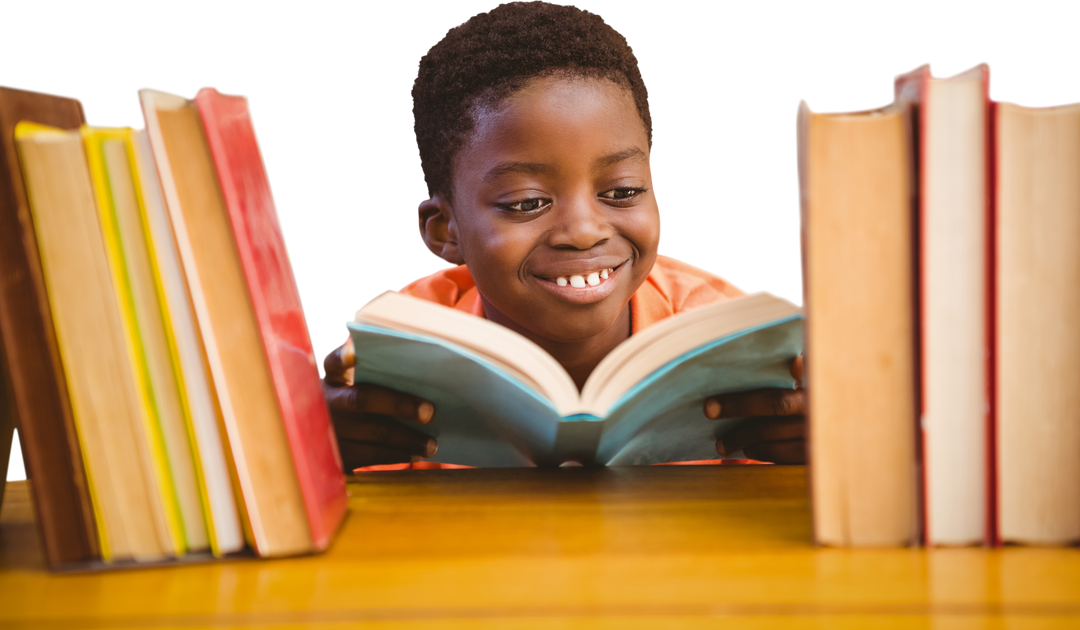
[{"left": 547, "top": 195, "right": 613, "bottom": 250}]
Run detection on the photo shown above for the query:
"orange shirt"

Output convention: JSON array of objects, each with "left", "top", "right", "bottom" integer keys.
[{"left": 355, "top": 256, "right": 761, "bottom": 472}]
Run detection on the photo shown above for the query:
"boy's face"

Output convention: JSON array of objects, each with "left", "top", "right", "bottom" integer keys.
[{"left": 429, "top": 75, "right": 660, "bottom": 344}]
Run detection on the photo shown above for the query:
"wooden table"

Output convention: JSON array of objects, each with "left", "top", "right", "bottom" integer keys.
[{"left": 2, "top": 465, "right": 1079, "bottom": 628}]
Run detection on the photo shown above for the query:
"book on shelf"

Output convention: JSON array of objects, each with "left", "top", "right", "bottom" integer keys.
[
  {"left": 994, "top": 99, "right": 1080, "bottom": 546},
  {"left": 0, "top": 85, "right": 346, "bottom": 570},
  {"left": 798, "top": 97, "right": 919, "bottom": 547},
  {"left": 0, "top": 87, "right": 98, "bottom": 568},
  {"left": 348, "top": 291, "right": 802, "bottom": 467},
  {"left": 896, "top": 65, "right": 992, "bottom": 547}
]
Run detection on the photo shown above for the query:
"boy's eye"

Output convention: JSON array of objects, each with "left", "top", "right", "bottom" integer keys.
[
  {"left": 501, "top": 186, "right": 643, "bottom": 213},
  {"left": 600, "top": 187, "right": 645, "bottom": 201},
  {"left": 501, "top": 198, "right": 550, "bottom": 213}
]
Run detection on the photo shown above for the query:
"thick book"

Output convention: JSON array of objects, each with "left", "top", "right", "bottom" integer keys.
[
  {"left": 0, "top": 87, "right": 98, "bottom": 567},
  {"left": 141, "top": 88, "right": 345, "bottom": 557},
  {"left": 994, "top": 100, "right": 1080, "bottom": 546},
  {"left": 798, "top": 99, "right": 919, "bottom": 547},
  {"left": 348, "top": 291, "right": 802, "bottom": 467}
]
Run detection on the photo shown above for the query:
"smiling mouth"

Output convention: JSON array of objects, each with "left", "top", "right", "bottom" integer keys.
[{"left": 537, "top": 261, "right": 627, "bottom": 293}]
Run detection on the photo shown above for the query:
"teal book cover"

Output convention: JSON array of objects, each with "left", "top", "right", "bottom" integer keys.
[{"left": 347, "top": 292, "right": 802, "bottom": 467}]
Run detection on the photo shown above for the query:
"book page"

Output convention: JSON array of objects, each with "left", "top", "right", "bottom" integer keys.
[
  {"left": 355, "top": 292, "right": 581, "bottom": 412},
  {"left": 581, "top": 293, "right": 801, "bottom": 416}
]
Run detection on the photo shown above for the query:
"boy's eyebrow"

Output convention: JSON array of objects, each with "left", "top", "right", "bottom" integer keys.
[{"left": 483, "top": 149, "right": 648, "bottom": 182}]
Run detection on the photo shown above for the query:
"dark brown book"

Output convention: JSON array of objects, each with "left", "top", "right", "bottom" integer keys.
[{"left": 0, "top": 87, "right": 98, "bottom": 566}]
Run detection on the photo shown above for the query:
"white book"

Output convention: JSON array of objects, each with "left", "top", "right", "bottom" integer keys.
[{"left": 899, "top": 65, "right": 990, "bottom": 546}]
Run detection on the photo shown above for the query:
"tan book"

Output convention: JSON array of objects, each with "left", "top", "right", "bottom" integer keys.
[
  {"left": 995, "top": 101, "right": 1080, "bottom": 546},
  {"left": 140, "top": 90, "right": 312, "bottom": 557},
  {"left": 798, "top": 101, "right": 919, "bottom": 547},
  {"left": 15, "top": 123, "right": 175, "bottom": 562}
]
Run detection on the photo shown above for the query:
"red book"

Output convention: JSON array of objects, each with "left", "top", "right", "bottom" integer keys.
[{"left": 194, "top": 89, "right": 347, "bottom": 550}]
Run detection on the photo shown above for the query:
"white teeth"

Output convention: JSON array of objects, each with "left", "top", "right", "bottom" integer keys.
[{"left": 554, "top": 268, "right": 616, "bottom": 288}]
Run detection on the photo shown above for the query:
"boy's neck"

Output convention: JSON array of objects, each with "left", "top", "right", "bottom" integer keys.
[{"left": 479, "top": 297, "right": 632, "bottom": 392}]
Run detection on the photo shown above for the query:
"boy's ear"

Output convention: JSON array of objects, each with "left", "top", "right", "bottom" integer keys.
[{"left": 419, "top": 194, "right": 465, "bottom": 265}]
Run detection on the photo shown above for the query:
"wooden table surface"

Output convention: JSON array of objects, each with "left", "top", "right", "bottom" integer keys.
[{"left": 2, "top": 465, "right": 1079, "bottom": 628}]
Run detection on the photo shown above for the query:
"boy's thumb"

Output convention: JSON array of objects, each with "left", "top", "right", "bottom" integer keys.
[{"left": 340, "top": 338, "right": 356, "bottom": 368}]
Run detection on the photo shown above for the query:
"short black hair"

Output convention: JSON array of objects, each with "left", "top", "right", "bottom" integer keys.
[{"left": 412, "top": 1, "right": 652, "bottom": 199}]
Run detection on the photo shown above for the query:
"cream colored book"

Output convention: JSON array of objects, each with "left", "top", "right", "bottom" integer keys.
[
  {"left": 995, "top": 101, "right": 1080, "bottom": 546},
  {"left": 919, "top": 66, "right": 990, "bottom": 547}
]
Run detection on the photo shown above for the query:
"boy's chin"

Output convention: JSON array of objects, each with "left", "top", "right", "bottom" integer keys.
[
  {"left": 518, "top": 304, "right": 628, "bottom": 345},
  {"left": 478, "top": 285, "right": 633, "bottom": 346}
]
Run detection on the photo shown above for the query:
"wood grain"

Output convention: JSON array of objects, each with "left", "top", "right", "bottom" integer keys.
[{"left": 3, "top": 466, "right": 1078, "bottom": 627}]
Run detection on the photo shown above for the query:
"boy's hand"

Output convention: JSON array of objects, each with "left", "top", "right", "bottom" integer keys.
[
  {"left": 323, "top": 339, "right": 438, "bottom": 470},
  {"left": 703, "top": 356, "right": 806, "bottom": 464}
]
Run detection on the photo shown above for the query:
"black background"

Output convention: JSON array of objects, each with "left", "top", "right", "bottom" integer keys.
[{"left": 0, "top": 7, "right": 1071, "bottom": 363}]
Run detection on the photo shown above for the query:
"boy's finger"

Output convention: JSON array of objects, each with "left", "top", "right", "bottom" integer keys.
[
  {"left": 704, "top": 388, "right": 805, "bottom": 420},
  {"left": 716, "top": 416, "right": 805, "bottom": 456},
  {"left": 328, "top": 382, "right": 435, "bottom": 424},
  {"left": 790, "top": 355, "right": 804, "bottom": 384},
  {"left": 334, "top": 415, "right": 437, "bottom": 457},
  {"left": 323, "top": 339, "right": 356, "bottom": 386}
]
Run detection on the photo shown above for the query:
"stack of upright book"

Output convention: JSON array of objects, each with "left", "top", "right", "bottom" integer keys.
[
  {"left": 801, "top": 65, "right": 1080, "bottom": 547},
  {"left": 0, "top": 86, "right": 347, "bottom": 570}
]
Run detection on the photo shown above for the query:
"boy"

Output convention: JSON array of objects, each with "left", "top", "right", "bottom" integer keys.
[{"left": 322, "top": 2, "right": 805, "bottom": 469}]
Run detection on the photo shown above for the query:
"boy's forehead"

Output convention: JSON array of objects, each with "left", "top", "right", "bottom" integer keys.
[
  {"left": 464, "top": 76, "right": 639, "bottom": 154},
  {"left": 442, "top": 75, "right": 643, "bottom": 199},
  {"left": 473, "top": 75, "right": 632, "bottom": 126}
]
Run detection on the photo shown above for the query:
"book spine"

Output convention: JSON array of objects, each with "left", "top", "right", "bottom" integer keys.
[
  {"left": 986, "top": 97, "right": 999, "bottom": 548},
  {"left": 915, "top": 69, "right": 933, "bottom": 548}
]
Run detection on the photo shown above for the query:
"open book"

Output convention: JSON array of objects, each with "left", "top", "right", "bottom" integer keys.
[{"left": 347, "top": 292, "right": 802, "bottom": 467}]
